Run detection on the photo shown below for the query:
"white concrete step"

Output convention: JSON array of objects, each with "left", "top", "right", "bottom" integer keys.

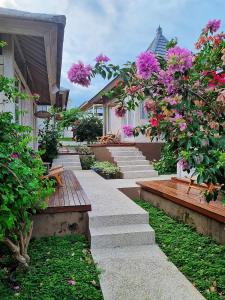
[
  {"left": 122, "top": 170, "right": 158, "bottom": 179},
  {"left": 89, "top": 212, "right": 149, "bottom": 228},
  {"left": 120, "top": 165, "right": 154, "bottom": 171},
  {"left": 117, "top": 160, "right": 150, "bottom": 166},
  {"left": 107, "top": 147, "right": 137, "bottom": 151},
  {"left": 114, "top": 155, "right": 146, "bottom": 161},
  {"left": 53, "top": 161, "right": 81, "bottom": 166},
  {"left": 90, "top": 224, "right": 155, "bottom": 249},
  {"left": 54, "top": 157, "right": 80, "bottom": 162},
  {"left": 109, "top": 150, "right": 142, "bottom": 156}
]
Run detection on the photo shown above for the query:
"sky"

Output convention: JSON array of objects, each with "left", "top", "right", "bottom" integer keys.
[{"left": 1, "top": 0, "right": 225, "bottom": 108}]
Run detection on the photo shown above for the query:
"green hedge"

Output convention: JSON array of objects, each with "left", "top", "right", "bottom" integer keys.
[{"left": 134, "top": 199, "right": 225, "bottom": 300}]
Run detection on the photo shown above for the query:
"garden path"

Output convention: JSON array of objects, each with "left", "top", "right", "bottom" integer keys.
[{"left": 74, "top": 170, "right": 205, "bottom": 300}]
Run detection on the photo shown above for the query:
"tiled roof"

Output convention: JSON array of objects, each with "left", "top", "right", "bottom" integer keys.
[{"left": 147, "top": 26, "right": 168, "bottom": 57}]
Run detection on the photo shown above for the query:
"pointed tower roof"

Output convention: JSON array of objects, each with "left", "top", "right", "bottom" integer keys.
[{"left": 147, "top": 26, "right": 168, "bottom": 57}]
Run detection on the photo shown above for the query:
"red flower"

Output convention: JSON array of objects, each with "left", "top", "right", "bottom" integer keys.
[{"left": 149, "top": 118, "right": 159, "bottom": 127}]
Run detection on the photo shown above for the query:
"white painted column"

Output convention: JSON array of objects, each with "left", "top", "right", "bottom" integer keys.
[{"left": 1, "top": 34, "right": 15, "bottom": 119}]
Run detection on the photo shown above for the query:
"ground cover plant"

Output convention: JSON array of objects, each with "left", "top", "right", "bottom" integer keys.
[
  {"left": 68, "top": 19, "right": 225, "bottom": 202},
  {"left": 0, "top": 235, "right": 103, "bottom": 300},
  {"left": 80, "top": 155, "right": 96, "bottom": 170},
  {"left": 134, "top": 199, "right": 225, "bottom": 300}
]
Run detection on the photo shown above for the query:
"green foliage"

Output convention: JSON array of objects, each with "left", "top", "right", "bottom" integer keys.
[
  {"left": 0, "top": 113, "right": 54, "bottom": 249},
  {"left": 92, "top": 161, "right": 120, "bottom": 179},
  {"left": 0, "top": 235, "right": 103, "bottom": 300},
  {"left": 80, "top": 155, "right": 96, "bottom": 170},
  {"left": 74, "top": 115, "right": 103, "bottom": 143},
  {"left": 59, "top": 108, "right": 83, "bottom": 129},
  {"left": 73, "top": 145, "right": 93, "bottom": 155},
  {"left": 135, "top": 199, "right": 225, "bottom": 300},
  {"left": 153, "top": 143, "right": 178, "bottom": 175},
  {"left": 38, "top": 110, "right": 62, "bottom": 163}
]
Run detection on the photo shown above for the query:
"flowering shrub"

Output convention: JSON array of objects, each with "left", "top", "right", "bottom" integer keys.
[
  {"left": 0, "top": 41, "right": 54, "bottom": 267},
  {"left": 68, "top": 20, "right": 225, "bottom": 202}
]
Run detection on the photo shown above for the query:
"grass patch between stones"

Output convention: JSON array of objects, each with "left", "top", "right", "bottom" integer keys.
[
  {"left": 134, "top": 199, "right": 225, "bottom": 300},
  {"left": 0, "top": 235, "right": 103, "bottom": 300}
]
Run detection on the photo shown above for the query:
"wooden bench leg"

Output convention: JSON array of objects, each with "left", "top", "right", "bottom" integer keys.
[{"left": 53, "top": 174, "right": 63, "bottom": 186}]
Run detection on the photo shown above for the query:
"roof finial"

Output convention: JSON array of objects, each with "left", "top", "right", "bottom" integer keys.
[{"left": 156, "top": 25, "right": 162, "bottom": 36}]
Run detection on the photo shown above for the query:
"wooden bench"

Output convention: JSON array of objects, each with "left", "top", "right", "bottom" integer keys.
[{"left": 45, "top": 170, "right": 91, "bottom": 213}]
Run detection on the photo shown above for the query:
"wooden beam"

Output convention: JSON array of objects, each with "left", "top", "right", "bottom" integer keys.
[
  {"left": 44, "top": 28, "right": 58, "bottom": 105},
  {"left": 0, "top": 17, "right": 55, "bottom": 37},
  {"left": 13, "top": 36, "right": 36, "bottom": 91}
]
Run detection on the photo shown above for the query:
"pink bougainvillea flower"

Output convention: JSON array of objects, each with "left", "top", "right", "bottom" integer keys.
[
  {"left": 127, "top": 84, "right": 142, "bottom": 95},
  {"left": 11, "top": 153, "right": 19, "bottom": 159},
  {"left": 178, "top": 158, "right": 189, "bottom": 171},
  {"left": 68, "top": 62, "right": 92, "bottom": 87},
  {"left": 122, "top": 125, "right": 133, "bottom": 137},
  {"left": 174, "top": 113, "right": 183, "bottom": 120},
  {"left": 179, "top": 122, "right": 187, "bottom": 131},
  {"left": 136, "top": 51, "right": 160, "bottom": 79},
  {"left": 95, "top": 54, "right": 110, "bottom": 63},
  {"left": 144, "top": 98, "right": 156, "bottom": 112},
  {"left": 149, "top": 117, "right": 159, "bottom": 127},
  {"left": 158, "top": 69, "right": 177, "bottom": 94},
  {"left": 166, "top": 46, "right": 192, "bottom": 73},
  {"left": 67, "top": 280, "right": 76, "bottom": 285},
  {"left": 206, "top": 19, "right": 221, "bottom": 33},
  {"left": 115, "top": 104, "right": 127, "bottom": 117}
]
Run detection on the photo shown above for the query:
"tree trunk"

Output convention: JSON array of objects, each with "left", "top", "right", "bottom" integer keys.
[{"left": 3, "top": 221, "right": 33, "bottom": 267}]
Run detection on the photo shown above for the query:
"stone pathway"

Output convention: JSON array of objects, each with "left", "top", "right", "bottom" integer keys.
[
  {"left": 75, "top": 170, "right": 205, "bottom": 300},
  {"left": 52, "top": 154, "right": 82, "bottom": 170}
]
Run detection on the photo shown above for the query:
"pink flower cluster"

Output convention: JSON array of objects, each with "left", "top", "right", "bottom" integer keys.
[
  {"left": 122, "top": 125, "right": 133, "bottom": 137},
  {"left": 95, "top": 54, "right": 110, "bottom": 63},
  {"left": 115, "top": 104, "right": 127, "bottom": 117},
  {"left": 68, "top": 62, "right": 92, "bottom": 87},
  {"left": 206, "top": 19, "right": 221, "bottom": 33},
  {"left": 158, "top": 69, "right": 177, "bottom": 94},
  {"left": 136, "top": 51, "right": 160, "bottom": 79},
  {"left": 166, "top": 46, "right": 192, "bottom": 73}
]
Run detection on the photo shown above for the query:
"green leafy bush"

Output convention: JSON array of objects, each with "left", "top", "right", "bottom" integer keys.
[
  {"left": 0, "top": 235, "right": 103, "bottom": 299},
  {"left": 0, "top": 113, "right": 54, "bottom": 267},
  {"left": 38, "top": 110, "right": 62, "bottom": 163},
  {"left": 59, "top": 107, "right": 83, "bottom": 129},
  {"left": 74, "top": 115, "right": 103, "bottom": 144},
  {"left": 135, "top": 199, "right": 225, "bottom": 300},
  {"left": 92, "top": 161, "right": 120, "bottom": 179},
  {"left": 153, "top": 143, "right": 178, "bottom": 175},
  {"left": 80, "top": 155, "right": 96, "bottom": 170}
]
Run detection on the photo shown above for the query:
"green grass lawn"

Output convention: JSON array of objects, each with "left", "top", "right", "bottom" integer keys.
[
  {"left": 0, "top": 235, "right": 103, "bottom": 300},
  {"left": 134, "top": 199, "right": 225, "bottom": 300},
  {"left": 60, "top": 137, "right": 73, "bottom": 142}
]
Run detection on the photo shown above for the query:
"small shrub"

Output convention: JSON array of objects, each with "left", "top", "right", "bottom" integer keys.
[
  {"left": 91, "top": 161, "right": 120, "bottom": 179},
  {"left": 80, "top": 155, "right": 96, "bottom": 170},
  {"left": 74, "top": 145, "right": 93, "bottom": 155}
]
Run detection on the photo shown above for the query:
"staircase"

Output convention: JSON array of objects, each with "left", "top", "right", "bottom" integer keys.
[
  {"left": 52, "top": 154, "right": 82, "bottom": 170},
  {"left": 107, "top": 146, "right": 158, "bottom": 179}
]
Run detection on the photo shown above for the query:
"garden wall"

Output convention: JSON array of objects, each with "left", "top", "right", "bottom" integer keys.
[
  {"left": 32, "top": 212, "right": 89, "bottom": 238},
  {"left": 140, "top": 189, "right": 225, "bottom": 244}
]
